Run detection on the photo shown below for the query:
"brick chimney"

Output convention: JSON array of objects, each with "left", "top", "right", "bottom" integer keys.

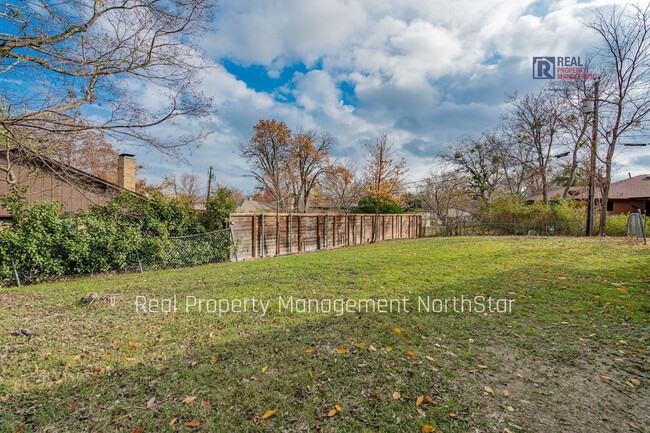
[{"left": 117, "top": 153, "right": 136, "bottom": 191}]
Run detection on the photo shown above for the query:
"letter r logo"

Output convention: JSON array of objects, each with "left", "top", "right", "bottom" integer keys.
[{"left": 533, "top": 57, "right": 555, "bottom": 79}]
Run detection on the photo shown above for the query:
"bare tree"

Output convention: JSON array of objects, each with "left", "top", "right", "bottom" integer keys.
[
  {"left": 19, "top": 120, "right": 120, "bottom": 183},
  {"left": 587, "top": 3, "right": 650, "bottom": 235},
  {"left": 444, "top": 135, "right": 502, "bottom": 204},
  {"left": 550, "top": 69, "right": 594, "bottom": 198},
  {"left": 419, "top": 169, "right": 467, "bottom": 223},
  {"left": 0, "top": 0, "right": 214, "bottom": 189},
  {"left": 321, "top": 159, "right": 363, "bottom": 215},
  {"left": 289, "top": 129, "right": 332, "bottom": 212},
  {"left": 362, "top": 133, "right": 407, "bottom": 241},
  {"left": 501, "top": 91, "right": 566, "bottom": 203},
  {"left": 161, "top": 173, "right": 204, "bottom": 209}
]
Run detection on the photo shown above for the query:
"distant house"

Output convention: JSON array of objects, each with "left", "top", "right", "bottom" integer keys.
[
  {"left": 234, "top": 198, "right": 274, "bottom": 214},
  {"left": 527, "top": 174, "right": 650, "bottom": 215},
  {"left": 0, "top": 147, "right": 140, "bottom": 221}
]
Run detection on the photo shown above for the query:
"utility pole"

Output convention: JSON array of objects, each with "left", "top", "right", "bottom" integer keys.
[
  {"left": 206, "top": 165, "right": 214, "bottom": 207},
  {"left": 583, "top": 80, "right": 599, "bottom": 236}
]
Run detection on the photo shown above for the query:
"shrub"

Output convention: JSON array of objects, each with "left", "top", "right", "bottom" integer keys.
[
  {"left": 202, "top": 187, "right": 236, "bottom": 231},
  {"left": 0, "top": 189, "right": 230, "bottom": 285},
  {"left": 476, "top": 195, "right": 586, "bottom": 236},
  {"left": 353, "top": 196, "right": 404, "bottom": 214}
]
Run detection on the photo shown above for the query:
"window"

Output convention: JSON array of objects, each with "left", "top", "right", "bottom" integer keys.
[{"left": 606, "top": 200, "right": 614, "bottom": 212}]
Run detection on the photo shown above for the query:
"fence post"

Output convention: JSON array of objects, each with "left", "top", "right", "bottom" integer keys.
[
  {"left": 135, "top": 249, "right": 144, "bottom": 273},
  {"left": 288, "top": 213, "right": 293, "bottom": 253},
  {"left": 230, "top": 227, "right": 239, "bottom": 262},
  {"left": 11, "top": 260, "right": 21, "bottom": 287},
  {"left": 251, "top": 215, "right": 257, "bottom": 258},
  {"left": 297, "top": 215, "right": 302, "bottom": 252},
  {"left": 261, "top": 214, "right": 265, "bottom": 257},
  {"left": 360, "top": 215, "right": 364, "bottom": 244}
]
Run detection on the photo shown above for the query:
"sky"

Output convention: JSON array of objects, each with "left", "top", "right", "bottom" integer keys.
[{"left": 125, "top": 0, "right": 650, "bottom": 194}]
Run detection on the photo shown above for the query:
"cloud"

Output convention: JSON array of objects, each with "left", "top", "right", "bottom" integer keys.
[{"left": 125, "top": 0, "right": 650, "bottom": 193}]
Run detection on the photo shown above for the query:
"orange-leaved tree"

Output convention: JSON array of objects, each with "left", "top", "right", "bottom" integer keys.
[{"left": 362, "top": 133, "right": 408, "bottom": 241}]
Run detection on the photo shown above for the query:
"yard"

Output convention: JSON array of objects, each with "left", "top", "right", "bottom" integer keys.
[{"left": 0, "top": 237, "right": 648, "bottom": 432}]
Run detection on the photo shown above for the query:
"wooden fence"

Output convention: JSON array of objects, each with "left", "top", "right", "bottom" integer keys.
[{"left": 230, "top": 213, "right": 423, "bottom": 259}]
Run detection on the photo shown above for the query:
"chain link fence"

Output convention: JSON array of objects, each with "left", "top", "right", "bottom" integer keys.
[
  {"left": 1, "top": 228, "right": 234, "bottom": 287},
  {"left": 423, "top": 218, "right": 585, "bottom": 237},
  {"left": 137, "top": 229, "right": 234, "bottom": 272}
]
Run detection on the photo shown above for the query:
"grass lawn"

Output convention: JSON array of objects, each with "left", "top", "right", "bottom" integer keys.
[{"left": 0, "top": 237, "right": 648, "bottom": 432}]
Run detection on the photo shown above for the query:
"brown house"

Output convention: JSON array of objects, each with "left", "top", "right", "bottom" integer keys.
[
  {"left": 0, "top": 147, "right": 139, "bottom": 220},
  {"left": 527, "top": 174, "right": 650, "bottom": 215}
]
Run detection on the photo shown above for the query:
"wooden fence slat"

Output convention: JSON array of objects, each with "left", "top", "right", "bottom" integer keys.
[{"left": 231, "top": 213, "right": 422, "bottom": 259}]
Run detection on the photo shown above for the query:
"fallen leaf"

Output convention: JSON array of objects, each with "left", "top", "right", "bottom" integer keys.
[
  {"left": 385, "top": 346, "right": 393, "bottom": 352},
  {"left": 305, "top": 347, "right": 314, "bottom": 353},
  {"left": 394, "top": 328, "right": 402, "bottom": 334},
  {"left": 131, "top": 429, "right": 143, "bottom": 433},
  {"left": 183, "top": 396, "right": 197, "bottom": 405},
  {"left": 393, "top": 391, "right": 401, "bottom": 400},
  {"left": 336, "top": 348, "right": 348, "bottom": 354},
  {"left": 335, "top": 403, "right": 342, "bottom": 411},
  {"left": 262, "top": 365, "right": 268, "bottom": 373},
  {"left": 210, "top": 355, "right": 219, "bottom": 363},
  {"left": 406, "top": 351, "right": 415, "bottom": 357},
  {"left": 449, "top": 412, "right": 457, "bottom": 418},
  {"left": 421, "top": 425, "right": 435, "bottom": 432},
  {"left": 484, "top": 386, "right": 494, "bottom": 394},
  {"left": 506, "top": 406, "right": 515, "bottom": 412},
  {"left": 504, "top": 428, "right": 514, "bottom": 433},
  {"left": 262, "top": 409, "right": 277, "bottom": 420},
  {"left": 416, "top": 396, "right": 424, "bottom": 407},
  {"left": 502, "top": 389, "right": 510, "bottom": 397},
  {"left": 328, "top": 409, "right": 337, "bottom": 417},
  {"left": 600, "top": 375, "right": 612, "bottom": 381},
  {"left": 354, "top": 343, "right": 365, "bottom": 349},
  {"left": 146, "top": 397, "right": 156, "bottom": 409},
  {"left": 71, "top": 355, "right": 81, "bottom": 362},
  {"left": 478, "top": 364, "right": 488, "bottom": 369},
  {"left": 425, "top": 355, "right": 435, "bottom": 362},
  {"left": 368, "top": 345, "right": 377, "bottom": 352},
  {"left": 169, "top": 418, "right": 178, "bottom": 426},
  {"left": 183, "top": 420, "right": 201, "bottom": 427}
]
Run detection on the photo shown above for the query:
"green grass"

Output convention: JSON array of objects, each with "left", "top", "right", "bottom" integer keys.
[{"left": 0, "top": 237, "right": 648, "bottom": 432}]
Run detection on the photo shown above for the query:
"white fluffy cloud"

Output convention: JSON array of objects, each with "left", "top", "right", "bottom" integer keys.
[{"left": 131, "top": 0, "right": 648, "bottom": 192}]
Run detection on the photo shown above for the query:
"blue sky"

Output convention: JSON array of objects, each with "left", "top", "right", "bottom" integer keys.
[{"left": 125, "top": 0, "right": 650, "bottom": 194}]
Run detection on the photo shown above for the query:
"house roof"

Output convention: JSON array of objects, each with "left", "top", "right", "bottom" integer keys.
[
  {"left": 0, "top": 145, "right": 143, "bottom": 197},
  {"left": 527, "top": 174, "right": 650, "bottom": 202},
  {"left": 235, "top": 198, "right": 274, "bottom": 213}
]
